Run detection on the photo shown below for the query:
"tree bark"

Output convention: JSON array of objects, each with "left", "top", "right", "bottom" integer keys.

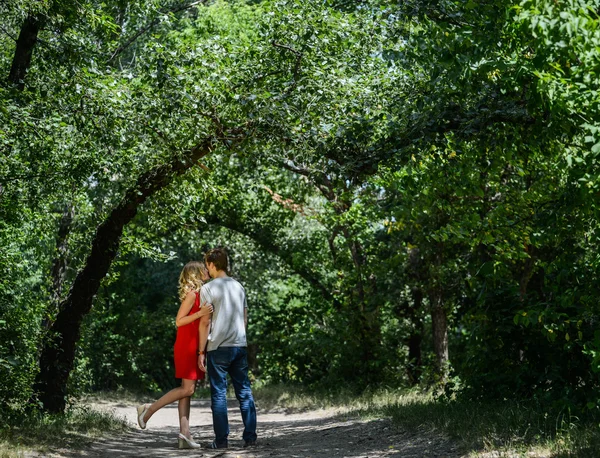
[
  {"left": 430, "top": 289, "right": 449, "bottom": 381},
  {"left": 406, "top": 287, "right": 423, "bottom": 385},
  {"left": 35, "top": 139, "right": 215, "bottom": 413},
  {"left": 519, "top": 244, "right": 536, "bottom": 301},
  {"left": 40, "top": 204, "right": 75, "bottom": 336},
  {"left": 49, "top": 204, "right": 74, "bottom": 309},
  {"left": 343, "top": 228, "right": 365, "bottom": 304},
  {"left": 8, "top": 14, "right": 43, "bottom": 89}
]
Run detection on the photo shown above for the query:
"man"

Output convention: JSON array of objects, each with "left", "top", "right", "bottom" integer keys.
[{"left": 198, "top": 248, "right": 257, "bottom": 449}]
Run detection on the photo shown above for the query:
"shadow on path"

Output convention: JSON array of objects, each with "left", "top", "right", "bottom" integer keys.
[{"left": 40, "top": 400, "right": 463, "bottom": 458}]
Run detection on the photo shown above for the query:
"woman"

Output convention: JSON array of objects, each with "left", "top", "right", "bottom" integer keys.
[{"left": 136, "top": 261, "right": 212, "bottom": 449}]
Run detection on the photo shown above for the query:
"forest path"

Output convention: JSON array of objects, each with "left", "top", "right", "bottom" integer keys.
[{"left": 31, "top": 398, "right": 463, "bottom": 457}]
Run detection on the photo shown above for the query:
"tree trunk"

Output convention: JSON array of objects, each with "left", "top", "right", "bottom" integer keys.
[
  {"left": 40, "top": 204, "right": 74, "bottom": 344},
  {"left": 346, "top": 233, "right": 365, "bottom": 303},
  {"left": 9, "top": 14, "right": 43, "bottom": 89},
  {"left": 407, "top": 331, "right": 423, "bottom": 384},
  {"left": 406, "top": 287, "right": 423, "bottom": 385},
  {"left": 49, "top": 204, "right": 74, "bottom": 310},
  {"left": 35, "top": 139, "right": 214, "bottom": 413},
  {"left": 430, "top": 289, "right": 449, "bottom": 381},
  {"left": 519, "top": 244, "right": 536, "bottom": 301}
]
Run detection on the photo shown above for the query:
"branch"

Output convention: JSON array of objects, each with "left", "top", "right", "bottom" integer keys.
[
  {"left": 145, "top": 107, "right": 233, "bottom": 156},
  {"left": 8, "top": 14, "right": 42, "bottom": 89},
  {"left": 232, "top": 70, "right": 285, "bottom": 90},
  {"left": 503, "top": 199, "right": 561, "bottom": 228},
  {"left": 202, "top": 214, "right": 339, "bottom": 308},
  {"left": 0, "top": 171, "right": 63, "bottom": 185},
  {"left": 108, "top": 0, "right": 207, "bottom": 63},
  {"left": 261, "top": 185, "right": 319, "bottom": 217},
  {"left": 34, "top": 121, "right": 252, "bottom": 413},
  {"left": 271, "top": 41, "right": 302, "bottom": 57},
  {"left": 278, "top": 160, "right": 337, "bottom": 201},
  {"left": 425, "top": 7, "right": 473, "bottom": 28},
  {"left": 271, "top": 41, "right": 303, "bottom": 92},
  {"left": 0, "top": 25, "right": 17, "bottom": 42}
]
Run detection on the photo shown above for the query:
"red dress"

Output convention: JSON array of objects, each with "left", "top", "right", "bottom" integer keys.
[{"left": 174, "top": 292, "right": 205, "bottom": 380}]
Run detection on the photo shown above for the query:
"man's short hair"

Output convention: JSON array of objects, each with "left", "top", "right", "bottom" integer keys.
[{"left": 205, "top": 248, "right": 228, "bottom": 272}]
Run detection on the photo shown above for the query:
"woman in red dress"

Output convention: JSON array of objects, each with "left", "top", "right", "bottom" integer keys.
[{"left": 136, "top": 261, "right": 212, "bottom": 448}]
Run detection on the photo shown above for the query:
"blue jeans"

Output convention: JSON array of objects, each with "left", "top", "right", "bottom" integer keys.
[{"left": 207, "top": 346, "right": 257, "bottom": 445}]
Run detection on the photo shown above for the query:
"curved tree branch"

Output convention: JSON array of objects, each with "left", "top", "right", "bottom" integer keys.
[
  {"left": 8, "top": 14, "right": 43, "bottom": 89},
  {"left": 202, "top": 214, "right": 339, "bottom": 309},
  {"left": 34, "top": 133, "right": 234, "bottom": 413}
]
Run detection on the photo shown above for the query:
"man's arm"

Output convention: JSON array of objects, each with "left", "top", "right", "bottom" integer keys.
[
  {"left": 198, "top": 315, "right": 211, "bottom": 372},
  {"left": 243, "top": 287, "right": 248, "bottom": 329},
  {"left": 197, "top": 285, "right": 212, "bottom": 372}
]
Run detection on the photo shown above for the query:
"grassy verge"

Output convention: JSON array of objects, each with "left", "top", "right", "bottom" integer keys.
[
  {"left": 252, "top": 383, "right": 600, "bottom": 457},
  {"left": 81, "top": 384, "right": 212, "bottom": 405},
  {"left": 0, "top": 405, "right": 129, "bottom": 457},
  {"left": 5, "top": 384, "right": 598, "bottom": 457},
  {"left": 378, "top": 392, "right": 600, "bottom": 458}
]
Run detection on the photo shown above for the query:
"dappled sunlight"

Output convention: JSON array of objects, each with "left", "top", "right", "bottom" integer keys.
[
  {"left": 4, "top": 1, "right": 600, "bottom": 457},
  {"left": 44, "top": 399, "right": 461, "bottom": 458}
]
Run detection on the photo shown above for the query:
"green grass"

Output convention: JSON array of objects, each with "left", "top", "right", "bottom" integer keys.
[
  {"left": 0, "top": 405, "right": 129, "bottom": 457},
  {"left": 4, "top": 384, "right": 599, "bottom": 457},
  {"left": 377, "top": 392, "right": 600, "bottom": 457},
  {"left": 252, "top": 383, "right": 600, "bottom": 457},
  {"left": 82, "top": 384, "right": 212, "bottom": 405}
]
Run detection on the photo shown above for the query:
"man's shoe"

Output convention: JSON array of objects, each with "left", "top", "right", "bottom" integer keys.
[
  {"left": 243, "top": 440, "right": 257, "bottom": 447},
  {"left": 207, "top": 441, "right": 228, "bottom": 449}
]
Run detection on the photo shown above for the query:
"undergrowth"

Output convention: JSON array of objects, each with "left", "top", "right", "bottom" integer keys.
[
  {"left": 0, "top": 405, "right": 128, "bottom": 457},
  {"left": 252, "top": 383, "right": 600, "bottom": 457}
]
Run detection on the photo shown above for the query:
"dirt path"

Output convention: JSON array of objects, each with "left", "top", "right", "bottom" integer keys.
[{"left": 34, "top": 399, "right": 462, "bottom": 457}]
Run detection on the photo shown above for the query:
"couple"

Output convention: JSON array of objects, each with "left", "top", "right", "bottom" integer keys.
[{"left": 136, "top": 248, "right": 257, "bottom": 449}]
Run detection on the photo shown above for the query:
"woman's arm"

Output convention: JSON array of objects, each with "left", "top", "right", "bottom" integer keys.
[
  {"left": 175, "top": 292, "right": 196, "bottom": 327},
  {"left": 198, "top": 302, "right": 213, "bottom": 317},
  {"left": 175, "top": 292, "right": 207, "bottom": 327},
  {"left": 176, "top": 292, "right": 213, "bottom": 327}
]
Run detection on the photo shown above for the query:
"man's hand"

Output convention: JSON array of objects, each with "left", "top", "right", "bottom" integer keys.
[{"left": 198, "top": 352, "right": 207, "bottom": 372}]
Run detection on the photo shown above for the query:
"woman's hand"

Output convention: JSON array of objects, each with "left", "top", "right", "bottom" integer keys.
[{"left": 197, "top": 303, "right": 213, "bottom": 318}]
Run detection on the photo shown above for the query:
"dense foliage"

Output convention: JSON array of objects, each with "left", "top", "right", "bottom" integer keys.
[{"left": 2, "top": 0, "right": 600, "bottom": 425}]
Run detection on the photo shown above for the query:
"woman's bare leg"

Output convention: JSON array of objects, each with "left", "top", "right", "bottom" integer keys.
[
  {"left": 144, "top": 378, "right": 196, "bottom": 423},
  {"left": 178, "top": 395, "right": 192, "bottom": 437}
]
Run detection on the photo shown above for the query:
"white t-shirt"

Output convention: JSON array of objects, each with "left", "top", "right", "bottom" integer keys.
[{"left": 200, "top": 276, "right": 247, "bottom": 351}]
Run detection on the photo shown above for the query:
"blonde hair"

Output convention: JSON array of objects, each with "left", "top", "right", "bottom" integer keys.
[{"left": 178, "top": 261, "right": 206, "bottom": 301}]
